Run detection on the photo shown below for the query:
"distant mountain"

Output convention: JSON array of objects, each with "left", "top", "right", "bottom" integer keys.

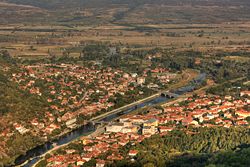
[{"left": 1, "top": 0, "right": 250, "bottom": 24}]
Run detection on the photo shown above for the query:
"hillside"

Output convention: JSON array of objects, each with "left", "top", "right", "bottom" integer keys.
[
  {"left": 0, "top": 2, "right": 48, "bottom": 24},
  {"left": 1, "top": 0, "right": 250, "bottom": 24},
  {"left": 0, "top": 51, "right": 48, "bottom": 120},
  {"left": 108, "top": 127, "right": 250, "bottom": 167},
  {"left": 0, "top": 52, "right": 49, "bottom": 165}
]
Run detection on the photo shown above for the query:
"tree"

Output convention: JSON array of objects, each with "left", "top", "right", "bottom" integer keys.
[{"left": 36, "top": 160, "right": 47, "bottom": 167}]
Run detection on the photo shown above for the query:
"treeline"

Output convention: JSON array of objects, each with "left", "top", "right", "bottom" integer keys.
[
  {"left": 197, "top": 59, "right": 250, "bottom": 83},
  {"left": 166, "top": 146, "right": 250, "bottom": 167},
  {"left": 206, "top": 78, "right": 249, "bottom": 96},
  {"left": 107, "top": 127, "right": 250, "bottom": 167},
  {"left": 0, "top": 50, "right": 16, "bottom": 65},
  {"left": 151, "top": 50, "right": 250, "bottom": 83}
]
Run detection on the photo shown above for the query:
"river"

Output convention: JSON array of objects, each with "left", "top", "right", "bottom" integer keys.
[{"left": 13, "top": 73, "right": 206, "bottom": 167}]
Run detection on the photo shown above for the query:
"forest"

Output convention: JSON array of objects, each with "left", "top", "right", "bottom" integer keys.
[{"left": 107, "top": 127, "right": 250, "bottom": 167}]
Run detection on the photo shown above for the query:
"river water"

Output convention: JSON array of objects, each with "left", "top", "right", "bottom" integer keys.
[{"left": 13, "top": 73, "right": 206, "bottom": 167}]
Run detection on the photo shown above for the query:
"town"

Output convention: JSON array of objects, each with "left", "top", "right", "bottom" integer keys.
[
  {"left": 0, "top": 62, "right": 178, "bottom": 148},
  {"left": 39, "top": 91, "right": 250, "bottom": 167},
  {"left": 0, "top": 0, "right": 250, "bottom": 166}
]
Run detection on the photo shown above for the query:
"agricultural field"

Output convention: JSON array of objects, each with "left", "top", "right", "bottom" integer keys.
[
  {"left": 1, "top": 22, "right": 250, "bottom": 60},
  {"left": 0, "top": 0, "right": 250, "bottom": 60}
]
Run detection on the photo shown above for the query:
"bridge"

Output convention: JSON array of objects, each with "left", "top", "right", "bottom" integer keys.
[
  {"left": 87, "top": 120, "right": 106, "bottom": 125},
  {"left": 160, "top": 92, "right": 179, "bottom": 98}
]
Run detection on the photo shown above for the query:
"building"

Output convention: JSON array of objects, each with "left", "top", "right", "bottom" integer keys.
[
  {"left": 142, "top": 126, "right": 157, "bottom": 135},
  {"left": 143, "top": 118, "right": 159, "bottom": 127},
  {"left": 235, "top": 109, "right": 250, "bottom": 118},
  {"left": 123, "top": 120, "right": 132, "bottom": 127},
  {"left": 121, "top": 126, "right": 139, "bottom": 134},
  {"left": 66, "top": 118, "right": 77, "bottom": 129},
  {"left": 77, "top": 160, "right": 86, "bottom": 166},
  {"left": 96, "top": 159, "right": 105, "bottom": 167},
  {"left": 182, "top": 117, "right": 193, "bottom": 126},
  {"left": 240, "top": 91, "right": 250, "bottom": 97},
  {"left": 137, "top": 77, "right": 145, "bottom": 85},
  {"left": 128, "top": 150, "right": 139, "bottom": 157},
  {"left": 106, "top": 123, "right": 124, "bottom": 133},
  {"left": 159, "top": 126, "right": 173, "bottom": 133}
]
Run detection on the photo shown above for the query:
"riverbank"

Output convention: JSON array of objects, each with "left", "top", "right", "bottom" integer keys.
[{"left": 30, "top": 126, "right": 106, "bottom": 167}]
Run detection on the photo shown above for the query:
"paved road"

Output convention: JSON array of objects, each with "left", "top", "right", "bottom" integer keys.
[{"left": 90, "top": 93, "right": 161, "bottom": 122}]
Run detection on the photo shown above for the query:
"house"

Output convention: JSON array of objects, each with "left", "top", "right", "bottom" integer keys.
[
  {"left": 128, "top": 150, "right": 138, "bottom": 157},
  {"left": 123, "top": 73, "right": 130, "bottom": 78},
  {"left": 118, "top": 139, "right": 129, "bottom": 146},
  {"left": 14, "top": 124, "right": 29, "bottom": 134},
  {"left": 131, "top": 73, "right": 138, "bottom": 78},
  {"left": 159, "top": 126, "right": 173, "bottom": 133},
  {"left": 47, "top": 155, "right": 64, "bottom": 165},
  {"left": 65, "top": 149, "right": 76, "bottom": 154},
  {"left": 82, "top": 154, "right": 92, "bottom": 161},
  {"left": 182, "top": 117, "right": 193, "bottom": 126},
  {"left": 158, "top": 118, "right": 168, "bottom": 124},
  {"left": 206, "top": 113, "right": 215, "bottom": 120},
  {"left": 31, "top": 119, "right": 39, "bottom": 126},
  {"left": 235, "top": 109, "right": 250, "bottom": 118},
  {"left": 84, "top": 146, "right": 93, "bottom": 152},
  {"left": 236, "top": 120, "right": 248, "bottom": 126},
  {"left": 240, "top": 90, "right": 250, "bottom": 97},
  {"left": 137, "top": 77, "right": 145, "bottom": 85},
  {"left": 225, "top": 95, "right": 232, "bottom": 100},
  {"left": 77, "top": 159, "right": 86, "bottom": 166},
  {"left": 44, "top": 124, "right": 60, "bottom": 134},
  {"left": 96, "top": 159, "right": 105, "bottom": 167},
  {"left": 215, "top": 118, "right": 223, "bottom": 124}
]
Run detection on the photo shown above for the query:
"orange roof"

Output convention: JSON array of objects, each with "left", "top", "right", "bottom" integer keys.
[{"left": 129, "top": 150, "right": 139, "bottom": 155}]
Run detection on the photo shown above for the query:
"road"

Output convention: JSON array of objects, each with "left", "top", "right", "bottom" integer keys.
[{"left": 90, "top": 93, "right": 161, "bottom": 122}]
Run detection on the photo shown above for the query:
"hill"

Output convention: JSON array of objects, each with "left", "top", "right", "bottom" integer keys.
[
  {"left": 0, "top": 51, "right": 49, "bottom": 165},
  {"left": 1, "top": 0, "right": 250, "bottom": 24},
  {"left": 0, "top": 2, "right": 47, "bottom": 24}
]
